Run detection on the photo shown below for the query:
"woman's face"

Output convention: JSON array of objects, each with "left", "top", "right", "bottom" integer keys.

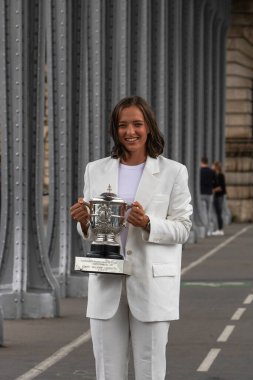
[{"left": 117, "top": 106, "right": 149, "bottom": 157}]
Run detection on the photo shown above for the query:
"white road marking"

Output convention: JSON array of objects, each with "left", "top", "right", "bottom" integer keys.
[
  {"left": 243, "top": 294, "right": 253, "bottom": 304},
  {"left": 217, "top": 325, "right": 235, "bottom": 342},
  {"left": 197, "top": 348, "right": 221, "bottom": 372},
  {"left": 231, "top": 307, "right": 246, "bottom": 321},
  {"left": 182, "top": 281, "right": 248, "bottom": 288},
  {"left": 181, "top": 225, "right": 252, "bottom": 276},
  {"left": 15, "top": 330, "right": 91, "bottom": 380}
]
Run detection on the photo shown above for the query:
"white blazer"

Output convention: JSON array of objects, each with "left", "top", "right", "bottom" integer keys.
[{"left": 77, "top": 155, "right": 193, "bottom": 322}]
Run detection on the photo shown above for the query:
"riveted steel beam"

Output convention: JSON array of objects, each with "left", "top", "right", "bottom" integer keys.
[
  {"left": 181, "top": 0, "right": 195, "bottom": 241},
  {"left": 192, "top": 0, "right": 208, "bottom": 237},
  {"left": 45, "top": 0, "right": 78, "bottom": 297},
  {"left": 0, "top": 0, "right": 59, "bottom": 319},
  {"left": 203, "top": 4, "right": 215, "bottom": 161}
]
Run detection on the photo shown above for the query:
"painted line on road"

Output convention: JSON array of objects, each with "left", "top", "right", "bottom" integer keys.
[
  {"left": 15, "top": 330, "right": 91, "bottom": 380},
  {"left": 197, "top": 348, "right": 221, "bottom": 372},
  {"left": 231, "top": 307, "right": 246, "bottom": 321},
  {"left": 243, "top": 294, "right": 253, "bottom": 304},
  {"left": 182, "top": 281, "right": 251, "bottom": 288},
  {"left": 217, "top": 325, "right": 235, "bottom": 343},
  {"left": 181, "top": 225, "right": 252, "bottom": 276}
]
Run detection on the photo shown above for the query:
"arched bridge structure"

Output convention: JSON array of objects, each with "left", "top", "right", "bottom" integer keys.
[{"left": 0, "top": 0, "right": 230, "bottom": 324}]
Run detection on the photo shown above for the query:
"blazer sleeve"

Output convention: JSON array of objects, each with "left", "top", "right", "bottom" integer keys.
[
  {"left": 77, "top": 163, "right": 95, "bottom": 241},
  {"left": 145, "top": 165, "right": 193, "bottom": 245}
]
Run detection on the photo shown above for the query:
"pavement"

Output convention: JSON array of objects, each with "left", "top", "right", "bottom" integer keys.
[{"left": 0, "top": 222, "right": 252, "bottom": 380}]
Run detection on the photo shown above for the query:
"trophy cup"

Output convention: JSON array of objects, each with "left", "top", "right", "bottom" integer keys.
[{"left": 75, "top": 185, "right": 132, "bottom": 275}]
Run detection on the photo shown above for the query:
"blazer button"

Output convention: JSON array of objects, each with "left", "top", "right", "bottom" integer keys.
[{"left": 126, "top": 250, "right": 132, "bottom": 255}]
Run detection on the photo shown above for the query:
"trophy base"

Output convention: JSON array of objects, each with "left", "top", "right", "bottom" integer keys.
[
  {"left": 87, "top": 243, "right": 123, "bottom": 260},
  {"left": 75, "top": 256, "right": 132, "bottom": 275},
  {"left": 86, "top": 243, "right": 105, "bottom": 259}
]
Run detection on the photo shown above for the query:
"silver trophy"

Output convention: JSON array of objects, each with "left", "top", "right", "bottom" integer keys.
[
  {"left": 75, "top": 185, "right": 132, "bottom": 275},
  {"left": 87, "top": 185, "right": 129, "bottom": 260}
]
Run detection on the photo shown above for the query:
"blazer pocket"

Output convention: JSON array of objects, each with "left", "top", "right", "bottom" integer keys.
[
  {"left": 152, "top": 263, "right": 178, "bottom": 277},
  {"left": 148, "top": 196, "right": 169, "bottom": 218}
]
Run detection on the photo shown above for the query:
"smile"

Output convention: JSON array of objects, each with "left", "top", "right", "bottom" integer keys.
[{"left": 125, "top": 137, "right": 139, "bottom": 142}]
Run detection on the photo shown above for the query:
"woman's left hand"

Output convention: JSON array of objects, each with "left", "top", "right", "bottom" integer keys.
[{"left": 127, "top": 201, "right": 149, "bottom": 228}]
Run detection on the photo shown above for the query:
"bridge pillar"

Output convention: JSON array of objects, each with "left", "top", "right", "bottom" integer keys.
[{"left": 0, "top": 0, "right": 59, "bottom": 318}]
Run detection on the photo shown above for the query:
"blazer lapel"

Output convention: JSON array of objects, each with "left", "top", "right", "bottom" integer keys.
[
  {"left": 95, "top": 158, "right": 120, "bottom": 196},
  {"left": 97, "top": 156, "right": 161, "bottom": 209},
  {"left": 134, "top": 156, "right": 161, "bottom": 209}
]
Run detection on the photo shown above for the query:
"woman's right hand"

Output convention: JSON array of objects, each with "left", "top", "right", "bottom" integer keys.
[{"left": 70, "top": 198, "right": 90, "bottom": 234}]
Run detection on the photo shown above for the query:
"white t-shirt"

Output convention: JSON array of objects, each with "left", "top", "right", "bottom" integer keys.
[{"left": 118, "top": 162, "right": 145, "bottom": 255}]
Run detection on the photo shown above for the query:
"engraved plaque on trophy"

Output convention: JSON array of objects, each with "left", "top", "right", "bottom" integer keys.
[{"left": 75, "top": 185, "right": 132, "bottom": 275}]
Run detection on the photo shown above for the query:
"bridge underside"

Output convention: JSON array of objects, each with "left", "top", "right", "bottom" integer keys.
[{"left": 0, "top": 0, "right": 230, "bottom": 320}]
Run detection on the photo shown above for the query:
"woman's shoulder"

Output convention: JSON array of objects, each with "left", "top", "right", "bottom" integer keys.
[
  {"left": 157, "top": 155, "right": 186, "bottom": 171},
  {"left": 87, "top": 156, "right": 114, "bottom": 169}
]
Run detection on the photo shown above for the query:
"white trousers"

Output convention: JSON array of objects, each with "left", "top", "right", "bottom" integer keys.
[{"left": 90, "top": 281, "right": 170, "bottom": 380}]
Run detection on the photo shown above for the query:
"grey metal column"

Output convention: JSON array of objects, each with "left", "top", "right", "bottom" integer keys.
[
  {"left": 88, "top": 0, "right": 104, "bottom": 161},
  {"left": 220, "top": 22, "right": 229, "bottom": 164},
  {"left": 215, "top": 0, "right": 231, "bottom": 164},
  {"left": 203, "top": 3, "right": 215, "bottom": 161},
  {"left": 216, "top": 1, "right": 231, "bottom": 225},
  {"left": 130, "top": 0, "right": 151, "bottom": 101},
  {"left": 181, "top": 0, "right": 195, "bottom": 241},
  {"left": 45, "top": 0, "right": 82, "bottom": 297},
  {"left": 218, "top": 0, "right": 231, "bottom": 164},
  {"left": 68, "top": 0, "right": 90, "bottom": 297},
  {"left": 0, "top": 0, "right": 8, "bottom": 327},
  {"left": 111, "top": 0, "right": 129, "bottom": 103},
  {"left": 0, "top": 0, "right": 59, "bottom": 318},
  {"left": 192, "top": 0, "right": 208, "bottom": 237},
  {"left": 212, "top": 16, "right": 222, "bottom": 161},
  {"left": 150, "top": 0, "right": 168, "bottom": 137},
  {"left": 167, "top": 0, "right": 182, "bottom": 161}
]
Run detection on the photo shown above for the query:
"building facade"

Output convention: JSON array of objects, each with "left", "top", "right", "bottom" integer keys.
[{"left": 226, "top": 0, "right": 253, "bottom": 222}]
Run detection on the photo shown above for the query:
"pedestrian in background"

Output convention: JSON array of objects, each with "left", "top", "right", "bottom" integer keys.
[
  {"left": 70, "top": 96, "right": 193, "bottom": 380},
  {"left": 212, "top": 161, "right": 226, "bottom": 236},
  {"left": 200, "top": 157, "right": 216, "bottom": 236}
]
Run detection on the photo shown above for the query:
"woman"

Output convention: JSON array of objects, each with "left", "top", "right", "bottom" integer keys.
[
  {"left": 70, "top": 96, "right": 193, "bottom": 380},
  {"left": 212, "top": 161, "right": 226, "bottom": 236}
]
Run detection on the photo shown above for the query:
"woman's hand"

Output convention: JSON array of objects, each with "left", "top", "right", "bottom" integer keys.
[
  {"left": 70, "top": 198, "right": 90, "bottom": 234},
  {"left": 127, "top": 201, "right": 149, "bottom": 229}
]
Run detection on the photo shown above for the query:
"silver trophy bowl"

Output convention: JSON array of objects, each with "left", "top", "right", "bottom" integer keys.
[{"left": 87, "top": 185, "right": 129, "bottom": 259}]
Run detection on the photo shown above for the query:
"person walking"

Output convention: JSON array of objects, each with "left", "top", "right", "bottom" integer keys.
[
  {"left": 70, "top": 96, "right": 193, "bottom": 380},
  {"left": 200, "top": 157, "right": 216, "bottom": 236},
  {"left": 212, "top": 161, "right": 226, "bottom": 236}
]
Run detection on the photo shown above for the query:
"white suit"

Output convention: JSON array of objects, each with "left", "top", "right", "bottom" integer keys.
[{"left": 78, "top": 155, "right": 193, "bottom": 322}]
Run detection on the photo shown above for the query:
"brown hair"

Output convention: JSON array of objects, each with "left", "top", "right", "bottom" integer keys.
[
  {"left": 213, "top": 161, "right": 222, "bottom": 173},
  {"left": 110, "top": 96, "right": 164, "bottom": 159}
]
